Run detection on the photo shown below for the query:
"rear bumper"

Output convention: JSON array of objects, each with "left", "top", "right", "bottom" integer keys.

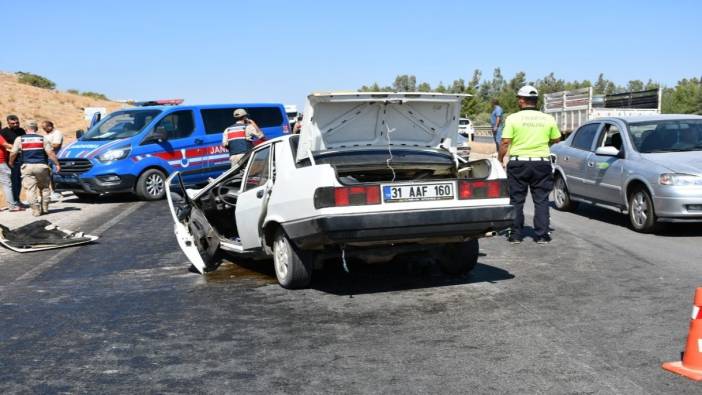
[
  {"left": 54, "top": 173, "right": 136, "bottom": 194},
  {"left": 281, "top": 205, "right": 514, "bottom": 249}
]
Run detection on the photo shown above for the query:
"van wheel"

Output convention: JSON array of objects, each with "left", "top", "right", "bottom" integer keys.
[
  {"left": 272, "top": 229, "right": 312, "bottom": 289},
  {"left": 136, "top": 169, "right": 167, "bottom": 201},
  {"left": 629, "top": 187, "right": 657, "bottom": 233},
  {"left": 553, "top": 174, "right": 577, "bottom": 211},
  {"left": 438, "top": 239, "right": 479, "bottom": 275}
]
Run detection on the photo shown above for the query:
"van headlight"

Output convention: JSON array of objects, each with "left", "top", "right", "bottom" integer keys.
[
  {"left": 97, "top": 147, "right": 131, "bottom": 163},
  {"left": 659, "top": 173, "right": 702, "bottom": 186}
]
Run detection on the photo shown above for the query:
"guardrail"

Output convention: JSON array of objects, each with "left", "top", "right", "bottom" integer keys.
[{"left": 474, "top": 126, "right": 493, "bottom": 137}]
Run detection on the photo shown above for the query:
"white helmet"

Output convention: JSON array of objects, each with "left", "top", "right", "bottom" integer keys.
[{"left": 517, "top": 85, "right": 539, "bottom": 98}]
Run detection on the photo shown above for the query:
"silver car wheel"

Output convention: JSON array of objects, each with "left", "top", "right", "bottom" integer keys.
[
  {"left": 145, "top": 173, "right": 164, "bottom": 197},
  {"left": 274, "top": 237, "right": 289, "bottom": 280},
  {"left": 631, "top": 192, "right": 648, "bottom": 227}
]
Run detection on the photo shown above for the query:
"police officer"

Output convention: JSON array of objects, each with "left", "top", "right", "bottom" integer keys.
[
  {"left": 222, "top": 109, "right": 264, "bottom": 167},
  {"left": 498, "top": 85, "right": 561, "bottom": 244},
  {"left": 8, "top": 121, "right": 61, "bottom": 217}
]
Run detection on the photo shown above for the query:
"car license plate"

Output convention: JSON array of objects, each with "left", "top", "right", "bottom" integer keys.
[
  {"left": 55, "top": 174, "right": 78, "bottom": 182},
  {"left": 382, "top": 182, "right": 454, "bottom": 203}
]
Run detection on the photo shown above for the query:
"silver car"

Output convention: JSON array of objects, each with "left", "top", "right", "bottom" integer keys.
[{"left": 551, "top": 115, "right": 702, "bottom": 232}]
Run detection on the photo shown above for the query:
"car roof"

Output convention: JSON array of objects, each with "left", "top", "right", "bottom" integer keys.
[
  {"left": 597, "top": 114, "right": 702, "bottom": 123},
  {"left": 121, "top": 103, "right": 285, "bottom": 111}
]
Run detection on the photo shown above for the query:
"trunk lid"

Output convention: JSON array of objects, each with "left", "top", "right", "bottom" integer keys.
[{"left": 296, "top": 92, "right": 468, "bottom": 163}]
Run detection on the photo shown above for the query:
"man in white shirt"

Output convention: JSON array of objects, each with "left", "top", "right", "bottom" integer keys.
[{"left": 42, "top": 121, "right": 64, "bottom": 202}]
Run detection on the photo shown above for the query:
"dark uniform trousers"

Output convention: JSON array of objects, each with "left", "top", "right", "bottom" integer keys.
[{"left": 507, "top": 160, "right": 554, "bottom": 238}]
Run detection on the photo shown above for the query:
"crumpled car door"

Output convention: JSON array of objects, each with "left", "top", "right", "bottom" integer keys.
[{"left": 166, "top": 172, "right": 219, "bottom": 274}]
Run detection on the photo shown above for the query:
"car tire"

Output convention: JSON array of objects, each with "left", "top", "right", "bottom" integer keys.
[
  {"left": 628, "top": 187, "right": 657, "bottom": 233},
  {"left": 438, "top": 239, "right": 479, "bottom": 275},
  {"left": 553, "top": 174, "right": 577, "bottom": 211},
  {"left": 272, "top": 229, "right": 313, "bottom": 289},
  {"left": 136, "top": 169, "right": 167, "bottom": 201}
]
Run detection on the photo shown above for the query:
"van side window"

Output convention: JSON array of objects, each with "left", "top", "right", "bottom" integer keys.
[
  {"left": 201, "top": 107, "right": 284, "bottom": 134},
  {"left": 154, "top": 110, "right": 195, "bottom": 140},
  {"left": 571, "top": 123, "right": 600, "bottom": 151}
]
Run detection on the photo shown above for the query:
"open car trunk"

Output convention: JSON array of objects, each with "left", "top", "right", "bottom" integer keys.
[{"left": 296, "top": 92, "right": 469, "bottom": 163}]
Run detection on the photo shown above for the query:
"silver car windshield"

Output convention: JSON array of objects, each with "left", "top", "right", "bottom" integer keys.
[
  {"left": 629, "top": 120, "right": 702, "bottom": 153},
  {"left": 82, "top": 109, "right": 162, "bottom": 140}
]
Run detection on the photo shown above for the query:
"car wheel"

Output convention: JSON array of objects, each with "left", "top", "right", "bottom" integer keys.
[
  {"left": 272, "top": 229, "right": 312, "bottom": 289},
  {"left": 553, "top": 174, "right": 577, "bottom": 211},
  {"left": 628, "top": 188, "right": 657, "bottom": 233},
  {"left": 136, "top": 169, "right": 167, "bottom": 201},
  {"left": 438, "top": 239, "right": 479, "bottom": 275}
]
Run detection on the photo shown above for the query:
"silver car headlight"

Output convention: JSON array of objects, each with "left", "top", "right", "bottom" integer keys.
[
  {"left": 658, "top": 173, "right": 702, "bottom": 186},
  {"left": 97, "top": 147, "right": 131, "bottom": 163}
]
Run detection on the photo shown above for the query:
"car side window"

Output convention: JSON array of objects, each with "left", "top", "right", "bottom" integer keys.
[
  {"left": 244, "top": 147, "right": 270, "bottom": 191},
  {"left": 571, "top": 123, "right": 600, "bottom": 151},
  {"left": 153, "top": 110, "right": 195, "bottom": 140},
  {"left": 596, "top": 123, "right": 623, "bottom": 150}
]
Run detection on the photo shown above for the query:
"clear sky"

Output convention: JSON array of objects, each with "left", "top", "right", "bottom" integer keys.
[{"left": 1, "top": 0, "right": 699, "bottom": 108}]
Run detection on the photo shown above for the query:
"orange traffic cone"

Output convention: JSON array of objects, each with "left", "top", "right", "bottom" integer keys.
[{"left": 662, "top": 287, "right": 702, "bottom": 381}]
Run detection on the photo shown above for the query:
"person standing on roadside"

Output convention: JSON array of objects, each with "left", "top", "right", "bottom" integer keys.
[
  {"left": 0, "top": 120, "right": 23, "bottom": 211},
  {"left": 9, "top": 121, "right": 61, "bottom": 217},
  {"left": 222, "top": 109, "right": 264, "bottom": 167},
  {"left": 0, "top": 115, "right": 26, "bottom": 205},
  {"left": 490, "top": 99, "right": 504, "bottom": 154},
  {"left": 498, "top": 85, "right": 561, "bottom": 244},
  {"left": 42, "top": 120, "right": 64, "bottom": 202}
]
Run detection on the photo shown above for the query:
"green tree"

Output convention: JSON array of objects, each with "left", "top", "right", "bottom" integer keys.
[
  {"left": 449, "top": 79, "right": 465, "bottom": 94},
  {"left": 16, "top": 71, "right": 56, "bottom": 89},
  {"left": 627, "top": 80, "right": 644, "bottom": 92},
  {"left": 392, "top": 74, "right": 417, "bottom": 91},
  {"left": 417, "top": 82, "right": 432, "bottom": 92},
  {"left": 661, "top": 78, "right": 702, "bottom": 114}
]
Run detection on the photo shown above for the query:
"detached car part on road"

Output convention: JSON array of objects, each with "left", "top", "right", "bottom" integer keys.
[
  {"left": 551, "top": 115, "right": 702, "bottom": 232},
  {"left": 0, "top": 220, "right": 98, "bottom": 252},
  {"left": 167, "top": 92, "right": 514, "bottom": 288}
]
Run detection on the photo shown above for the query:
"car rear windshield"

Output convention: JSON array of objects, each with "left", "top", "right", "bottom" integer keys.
[
  {"left": 82, "top": 109, "right": 161, "bottom": 140},
  {"left": 628, "top": 119, "right": 702, "bottom": 153},
  {"left": 201, "top": 107, "right": 284, "bottom": 134}
]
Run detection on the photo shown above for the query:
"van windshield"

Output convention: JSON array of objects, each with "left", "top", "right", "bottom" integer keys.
[{"left": 82, "top": 109, "right": 161, "bottom": 140}]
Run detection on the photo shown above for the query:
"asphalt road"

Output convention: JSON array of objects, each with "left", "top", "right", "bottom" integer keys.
[{"left": 0, "top": 198, "right": 700, "bottom": 394}]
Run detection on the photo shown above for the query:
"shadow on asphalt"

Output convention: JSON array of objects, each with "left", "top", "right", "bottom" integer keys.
[
  {"left": 206, "top": 254, "right": 515, "bottom": 295},
  {"left": 311, "top": 260, "right": 515, "bottom": 296},
  {"left": 60, "top": 194, "right": 144, "bottom": 204},
  {"left": 554, "top": 203, "right": 702, "bottom": 237}
]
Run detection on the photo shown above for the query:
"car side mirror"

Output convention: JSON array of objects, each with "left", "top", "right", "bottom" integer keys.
[
  {"left": 595, "top": 146, "right": 620, "bottom": 157},
  {"left": 75, "top": 129, "right": 84, "bottom": 139}
]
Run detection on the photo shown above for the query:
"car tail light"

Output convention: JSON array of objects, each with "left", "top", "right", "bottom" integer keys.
[
  {"left": 458, "top": 179, "right": 508, "bottom": 199},
  {"left": 314, "top": 185, "right": 381, "bottom": 208},
  {"left": 283, "top": 124, "right": 290, "bottom": 134}
]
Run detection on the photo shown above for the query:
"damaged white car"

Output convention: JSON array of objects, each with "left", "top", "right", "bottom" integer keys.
[{"left": 166, "top": 92, "right": 514, "bottom": 288}]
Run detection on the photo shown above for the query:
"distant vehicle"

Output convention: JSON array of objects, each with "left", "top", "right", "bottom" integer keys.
[
  {"left": 458, "top": 117, "right": 475, "bottom": 141},
  {"left": 551, "top": 115, "right": 702, "bottom": 232},
  {"left": 544, "top": 88, "right": 661, "bottom": 136},
  {"left": 166, "top": 92, "right": 514, "bottom": 288},
  {"left": 285, "top": 104, "right": 299, "bottom": 128},
  {"left": 55, "top": 103, "right": 289, "bottom": 201}
]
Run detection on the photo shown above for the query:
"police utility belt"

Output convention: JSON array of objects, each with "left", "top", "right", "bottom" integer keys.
[{"left": 509, "top": 156, "right": 550, "bottom": 162}]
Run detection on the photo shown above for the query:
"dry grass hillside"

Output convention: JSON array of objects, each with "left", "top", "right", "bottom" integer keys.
[
  {"left": 0, "top": 72, "right": 125, "bottom": 138},
  {"left": 0, "top": 72, "right": 126, "bottom": 208}
]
